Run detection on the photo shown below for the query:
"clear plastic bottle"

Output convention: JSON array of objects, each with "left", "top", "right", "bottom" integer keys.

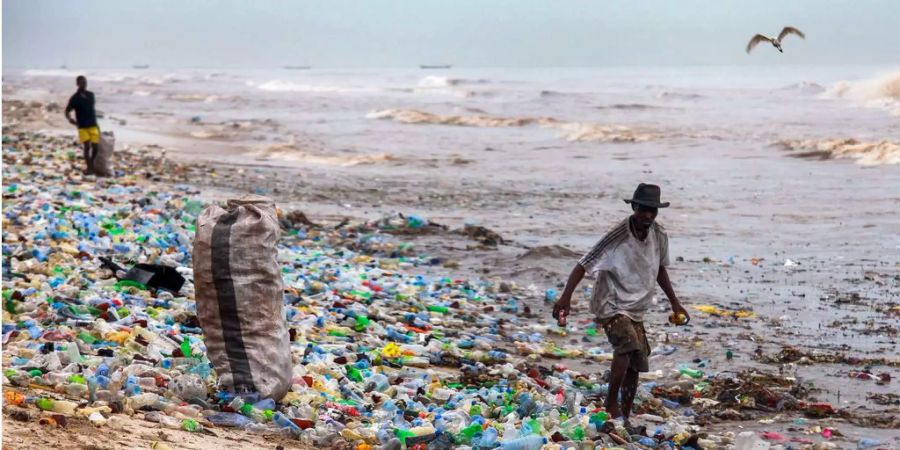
[
  {"left": 272, "top": 411, "right": 302, "bottom": 436},
  {"left": 499, "top": 435, "right": 547, "bottom": 450},
  {"left": 205, "top": 412, "right": 253, "bottom": 428}
]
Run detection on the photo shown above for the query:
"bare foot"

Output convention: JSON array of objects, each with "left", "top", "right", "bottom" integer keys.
[{"left": 605, "top": 403, "right": 623, "bottom": 419}]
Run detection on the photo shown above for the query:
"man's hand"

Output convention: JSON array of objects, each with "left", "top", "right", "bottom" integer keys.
[
  {"left": 670, "top": 299, "right": 690, "bottom": 325},
  {"left": 68, "top": 118, "right": 78, "bottom": 126},
  {"left": 552, "top": 295, "right": 572, "bottom": 324}
]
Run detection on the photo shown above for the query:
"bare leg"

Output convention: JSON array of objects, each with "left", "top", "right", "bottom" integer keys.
[
  {"left": 89, "top": 142, "right": 99, "bottom": 175},
  {"left": 605, "top": 353, "right": 629, "bottom": 418},
  {"left": 82, "top": 142, "right": 93, "bottom": 174},
  {"left": 621, "top": 367, "right": 640, "bottom": 421}
]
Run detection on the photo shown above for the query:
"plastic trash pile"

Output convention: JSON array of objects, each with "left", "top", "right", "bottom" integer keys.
[{"left": 2, "top": 131, "right": 882, "bottom": 450}]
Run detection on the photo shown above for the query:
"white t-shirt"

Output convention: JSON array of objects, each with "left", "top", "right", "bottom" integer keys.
[{"left": 578, "top": 218, "right": 670, "bottom": 322}]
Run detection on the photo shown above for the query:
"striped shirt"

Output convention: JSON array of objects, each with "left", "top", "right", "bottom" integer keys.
[{"left": 578, "top": 218, "right": 670, "bottom": 322}]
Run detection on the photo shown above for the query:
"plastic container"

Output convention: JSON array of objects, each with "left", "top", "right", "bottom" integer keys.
[{"left": 500, "top": 435, "right": 548, "bottom": 450}]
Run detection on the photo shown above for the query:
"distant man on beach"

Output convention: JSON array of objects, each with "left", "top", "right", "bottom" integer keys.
[
  {"left": 552, "top": 183, "right": 689, "bottom": 423},
  {"left": 65, "top": 75, "right": 99, "bottom": 174}
]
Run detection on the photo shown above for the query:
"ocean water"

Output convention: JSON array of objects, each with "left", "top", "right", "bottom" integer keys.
[
  {"left": 4, "top": 66, "right": 899, "bottom": 255},
  {"left": 7, "top": 66, "right": 899, "bottom": 167}
]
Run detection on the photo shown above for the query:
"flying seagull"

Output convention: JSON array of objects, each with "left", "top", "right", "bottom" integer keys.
[{"left": 746, "top": 27, "right": 805, "bottom": 53}]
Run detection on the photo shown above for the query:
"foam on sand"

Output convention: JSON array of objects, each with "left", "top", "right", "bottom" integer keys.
[
  {"left": 777, "top": 138, "right": 900, "bottom": 166},
  {"left": 251, "top": 141, "right": 397, "bottom": 166}
]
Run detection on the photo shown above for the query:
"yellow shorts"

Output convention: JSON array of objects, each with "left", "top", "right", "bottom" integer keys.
[{"left": 78, "top": 126, "right": 100, "bottom": 144}]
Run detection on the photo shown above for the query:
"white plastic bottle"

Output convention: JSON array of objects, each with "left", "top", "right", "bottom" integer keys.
[{"left": 735, "top": 431, "right": 770, "bottom": 450}]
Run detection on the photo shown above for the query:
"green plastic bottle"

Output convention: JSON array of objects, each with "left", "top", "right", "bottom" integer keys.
[
  {"left": 354, "top": 316, "right": 371, "bottom": 331},
  {"left": 77, "top": 332, "right": 97, "bottom": 344},
  {"left": 346, "top": 365, "right": 364, "bottom": 382},
  {"left": 36, "top": 397, "right": 54, "bottom": 411},
  {"left": 182, "top": 418, "right": 200, "bottom": 432},
  {"left": 679, "top": 367, "right": 704, "bottom": 379},
  {"left": 426, "top": 305, "right": 449, "bottom": 314},
  {"left": 456, "top": 423, "right": 483, "bottom": 444},
  {"left": 564, "top": 426, "right": 585, "bottom": 441}
]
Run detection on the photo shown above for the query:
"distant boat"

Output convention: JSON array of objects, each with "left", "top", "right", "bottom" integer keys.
[
  {"left": 284, "top": 65, "right": 312, "bottom": 70},
  {"left": 133, "top": 64, "right": 150, "bottom": 69},
  {"left": 420, "top": 64, "right": 452, "bottom": 69}
]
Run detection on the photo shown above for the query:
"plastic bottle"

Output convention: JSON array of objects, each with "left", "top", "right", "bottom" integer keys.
[
  {"left": 365, "top": 373, "right": 390, "bottom": 393},
  {"left": 395, "top": 425, "right": 437, "bottom": 446},
  {"left": 36, "top": 398, "right": 78, "bottom": 415},
  {"left": 516, "top": 393, "right": 537, "bottom": 418},
  {"left": 273, "top": 411, "right": 302, "bottom": 436},
  {"left": 499, "top": 435, "right": 547, "bottom": 450},
  {"left": 734, "top": 431, "right": 770, "bottom": 450},
  {"left": 128, "top": 392, "right": 160, "bottom": 410},
  {"left": 182, "top": 418, "right": 201, "bottom": 432},
  {"left": 206, "top": 412, "right": 253, "bottom": 428},
  {"left": 679, "top": 366, "right": 704, "bottom": 379},
  {"left": 476, "top": 426, "right": 499, "bottom": 448},
  {"left": 858, "top": 439, "right": 881, "bottom": 449},
  {"left": 229, "top": 397, "right": 267, "bottom": 422},
  {"left": 457, "top": 423, "right": 484, "bottom": 444}
]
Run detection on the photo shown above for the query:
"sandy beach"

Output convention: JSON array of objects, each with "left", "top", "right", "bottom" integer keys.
[{"left": 2, "top": 66, "right": 899, "bottom": 449}]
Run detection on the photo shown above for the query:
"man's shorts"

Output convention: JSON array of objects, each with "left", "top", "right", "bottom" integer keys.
[
  {"left": 78, "top": 126, "right": 100, "bottom": 144},
  {"left": 599, "top": 314, "right": 651, "bottom": 372}
]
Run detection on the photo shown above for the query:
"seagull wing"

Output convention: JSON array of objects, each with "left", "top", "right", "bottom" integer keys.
[
  {"left": 746, "top": 34, "right": 773, "bottom": 53},
  {"left": 778, "top": 26, "right": 805, "bottom": 41}
]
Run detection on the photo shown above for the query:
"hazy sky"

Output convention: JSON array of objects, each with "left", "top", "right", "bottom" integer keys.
[{"left": 3, "top": 0, "right": 899, "bottom": 68}]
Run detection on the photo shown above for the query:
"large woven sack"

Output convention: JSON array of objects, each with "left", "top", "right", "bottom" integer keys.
[
  {"left": 193, "top": 195, "right": 291, "bottom": 400},
  {"left": 95, "top": 131, "right": 115, "bottom": 177}
]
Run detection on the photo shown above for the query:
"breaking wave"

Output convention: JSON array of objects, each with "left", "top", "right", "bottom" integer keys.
[
  {"left": 366, "top": 109, "right": 546, "bottom": 127},
  {"left": 255, "top": 80, "right": 376, "bottom": 93},
  {"left": 777, "top": 138, "right": 900, "bottom": 166},
  {"left": 557, "top": 122, "right": 660, "bottom": 143},
  {"left": 778, "top": 81, "right": 826, "bottom": 94},
  {"left": 367, "top": 109, "right": 663, "bottom": 143},
  {"left": 824, "top": 71, "right": 900, "bottom": 116},
  {"left": 23, "top": 69, "right": 80, "bottom": 77},
  {"left": 416, "top": 76, "right": 488, "bottom": 88}
]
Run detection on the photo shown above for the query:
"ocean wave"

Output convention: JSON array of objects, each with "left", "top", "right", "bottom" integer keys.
[
  {"left": 367, "top": 108, "right": 662, "bottom": 143},
  {"left": 778, "top": 81, "right": 826, "bottom": 94},
  {"left": 558, "top": 122, "right": 660, "bottom": 143},
  {"left": 255, "top": 80, "right": 375, "bottom": 93},
  {"left": 169, "top": 94, "right": 220, "bottom": 103},
  {"left": 777, "top": 138, "right": 900, "bottom": 166},
  {"left": 366, "top": 109, "right": 546, "bottom": 127},
  {"left": 23, "top": 69, "right": 80, "bottom": 77},
  {"left": 252, "top": 141, "right": 397, "bottom": 166},
  {"left": 416, "top": 76, "right": 488, "bottom": 88},
  {"left": 824, "top": 71, "right": 900, "bottom": 116},
  {"left": 595, "top": 103, "right": 660, "bottom": 111},
  {"left": 539, "top": 90, "right": 575, "bottom": 97},
  {"left": 656, "top": 91, "right": 704, "bottom": 100}
]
